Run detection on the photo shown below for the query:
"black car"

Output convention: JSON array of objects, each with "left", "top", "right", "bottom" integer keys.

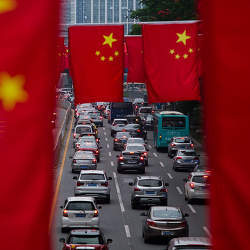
[
  {"left": 117, "top": 151, "right": 145, "bottom": 174},
  {"left": 126, "top": 115, "right": 143, "bottom": 126},
  {"left": 113, "top": 132, "right": 131, "bottom": 151},
  {"left": 123, "top": 123, "right": 147, "bottom": 139}
]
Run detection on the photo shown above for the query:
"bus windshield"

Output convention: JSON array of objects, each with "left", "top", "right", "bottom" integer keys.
[{"left": 162, "top": 117, "right": 186, "bottom": 128}]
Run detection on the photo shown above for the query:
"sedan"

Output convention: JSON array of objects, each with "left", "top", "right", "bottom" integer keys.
[
  {"left": 89, "top": 112, "right": 104, "bottom": 127},
  {"left": 110, "top": 119, "right": 128, "bottom": 137},
  {"left": 168, "top": 137, "right": 194, "bottom": 157},
  {"left": 75, "top": 135, "right": 100, "bottom": 150},
  {"left": 123, "top": 123, "right": 147, "bottom": 139},
  {"left": 113, "top": 132, "right": 131, "bottom": 151},
  {"left": 78, "top": 140, "right": 100, "bottom": 162},
  {"left": 141, "top": 206, "right": 189, "bottom": 243},
  {"left": 167, "top": 237, "right": 211, "bottom": 250},
  {"left": 125, "top": 143, "right": 149, "bottom": 166},
  {"left": 60, "top": 229, "right": 113, "bottom": 250},
  {"left": 72, "top": 151, "right": 97, "bottom": 173}
]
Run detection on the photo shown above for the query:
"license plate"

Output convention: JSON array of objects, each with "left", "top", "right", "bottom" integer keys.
[
  {"left": 75, "top": 214, "right": 85, "bottom": 217},
  {"left": 128, "top": 161, "right": 136, "bottom": 164},
  {"left": 146, "top": 191, "right": 155, "bottom": 194},
  {"left": 80, "top": 166, "right": 88, "bottom": 169},
  {"left": 88, "top": 183, "right": 97, "bottom": 186},
  {"left": 161, "top": 231, "right": 173, "bottom": 236}
]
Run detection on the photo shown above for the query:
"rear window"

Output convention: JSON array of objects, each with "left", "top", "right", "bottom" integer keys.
[
  {"left": 66, "top": 201, "right": 94, "bottom": 210},
  {"left": 127, "top": 138, "right": 144, "bottom": 144},
  {"left": 76, "top": 126, "right": 92, "bottom": 133},
  {"left": 152, "top": 209, "right": 182, "bottom": 219},
  {"left": 178, "top": 151, "right": 196, "bottom": 156},
  {"left": 75, "top": 151, "right": 94, "bottom": 158},
  {"left": 116, "top": 132, "right": 131, "bottom": 138},
  {"left": 162, "top": 117, "right": 186, "bottom": 128},
  {"left": 192, "top": 176, "right": 210, "bottom": 184},
  {"left": 69, "top": 235, "right": 102, "bottom": 245},
  {"left": 175, "top": 138, "right": 191, "bottom": 143},
  {"left": 138, "top": 179, "right": 162, "bottom": 187},
  {"left": 113, "top": 120, "right": 128, "bottom": 125},
  {"left": 126, "top": 145, "right": 145, "bottom": 151},
  {"left": 80, "top": 174, "right": 105, "bottom": 180}
]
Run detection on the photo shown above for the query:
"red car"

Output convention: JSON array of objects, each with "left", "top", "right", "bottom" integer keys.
[{"left": 60, "top": 229, "right": 112, "bottom": 250}]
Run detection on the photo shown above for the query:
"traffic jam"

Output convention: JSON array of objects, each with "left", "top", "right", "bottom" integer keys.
[{"left": 56, "top": 94, "right": 211, "bottom": 250}]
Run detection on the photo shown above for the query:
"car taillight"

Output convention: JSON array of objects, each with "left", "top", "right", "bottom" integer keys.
[
  {"left": 77, "top": 181, "right": 82, "bottom": 186},
  {"left": 92, "top": 159, "right": 97, "bottom": 164},
  {"left": 190, "top": 182, "right": 195, "bottom": 189},
  {"left": 122, "top": 129, "right": 126, "bottom": 132},
  {"left": 176, "top": 156, "right": 182, "bottom": 160},
  {"left": 73, "top": 133, "right": 76, "bottom": 138},
  {"left": 119, "top": 156, "right": 124, "bottom": 160},
  {"left": 137, "top": 129, "right": 141, "bottom": 132},
  {"left": 101, "top": 182, "right": 108, "bottom": 187},
  {"left": 96, "top": 138, "right": 99, "bottom": 142},
  {"left": 136, "top": 105, "right": 138, "bottom": 108},
  {"left": 152, "top": 110, "right": 155, "bottom": 113},
  {"left": 114, "top": 138, "right": 119, "bottom": 142},
  {"left": 160, "top": 188, "right": 168, "bottom": 192},
  {"left": 100, "top": 116, "right": 103, "bottom": 120},
  {"left": 140, "top": 156, "right": 144, "bottom": 161},
  {"left": 63, "top": 209, "right": 68, "bottom": 217},
  {"left": 95, "top": 150, "right": 99, "bottom": 154},
  {"left": 191, "top": 143, "right": 194, "bottom": 148},
  {"left": 93, "top": 209, "right": 99, "bottom": 217},
  {"left": 143, "top": 152, "right": 147, "bottom": 156},
  {"left": 146, "top": 219, "right": 156, "bottom": 227},
  {"left": 134, "top": 187, "right": 140, "bottom": 191},
  {"left": 171, "top": 143, "right": 176, "bottom": 147},
  {"left": 180, "top": 221, "right": 187, "bottom": 227},
  {"left": 73, "top": 159, "right": 76, "bottom": 163}
]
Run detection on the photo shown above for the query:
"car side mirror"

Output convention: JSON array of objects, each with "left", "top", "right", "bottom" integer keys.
[
  {"left": 116, "top": 155, "right": 120, "bottom": 157},
  {"left": 59, "top": 238, "right": 65, "bottom": 243},
  {"left": 184, "top": 213, "right": 189, "bottom": 217},
  {"left": 108, "top": 177, "right": 112, "bottom": 180},
  {"left": 72, "top": 176, "right": 78, "bottom": 180},
  {"left": 165, "top": 183, "right": 169, "bottom": 187},
  {"left": 60, "top": 206, "right": 63, "bottom": 209},
  {"left": 98, "top": 206, "right": 102, "bottom": 209},
  {"left": 140, "top": 212, "right": 147, "bottom": 216},
  {"left": 107, "top": 239, "right": 113, "bottom": 244},
  {"left": 129, "top": 182, "right": 133, "bottom": 186},
  {"left": 183, "top": 178, "right": 188, "bottom": 182}
]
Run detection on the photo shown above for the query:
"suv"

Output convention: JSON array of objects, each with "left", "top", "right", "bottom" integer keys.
[
  {"left": 73, "top": 170, "right": 112, "bottom": 203},
  {"left": 117, "top": 151, "right": 145, "bottom": 174},
  {"left": 168, "top": 137, "right": 194, "bottom": 157},
  {"left": 72, "top": 151, "right": 97, "bottom": 173},
  {"left": 113, "top": 132, "right": 131, "bottom": 151},
  {"left": 60, "top": 197, "right": 101, "bottom": 232},
  {"left": 129, "top": 176, "right": 169, "bottom": 209},
  {"left": 74, "top": 125, "right": 94, "bottom": 141}
]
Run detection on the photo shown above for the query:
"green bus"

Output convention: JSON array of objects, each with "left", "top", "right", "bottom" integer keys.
[{"left": 153, "top": 111, "right": 189, "bottom": 150}]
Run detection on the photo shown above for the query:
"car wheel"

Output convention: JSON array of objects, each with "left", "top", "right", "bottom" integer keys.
[
  {"left": 106, "top": 195, "right": 111, "bottom": 204},
  {"left": 131, "top": 200, "right": 137, "bottom": 209},
  {"left": 145, "top": 160, "right": 148, "bottom": 166},
  {"left": 143, "top": 232, "right": 149, "bottom": 243}
]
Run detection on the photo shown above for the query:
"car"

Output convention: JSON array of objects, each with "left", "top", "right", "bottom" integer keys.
[
  {"left": 73, "top": 170, "right": 112, "bottom": 203},
  {"left": 173, "top": 149, "right": 200, "bottom": 171},
  {"left": 60, "top": 197, "right": 101, "bottom": 232},
  {"left": 117, "top": 151, "right": 145, "bottom": 174},
  {"left": 129, "top": 176, "right": 169, "bottom": 209},
  {"left": 168, "top": 137, "right": 194, "bottom": 157},
  {"left": 123, "top": 123, "right": 147, "bottom": 139},
  {"left": 124, "top": 143, "right": 149, "bottom": 166},
  {"left": 142, "top": 114, "right": 154, "bottom": 131},
  {"left": 110, "top": 119, "right": 128, "bottom": 137},
  {"left": 72, "top": 151, "right": 97, "bottom": 173},
  {"left": 77, "top": 140, "right": 100, "bottom": 162},
  {"left": 113, "top": 132, "right": 131, "bottom": 151},
  {"left": 184, "top": 172, "right": 210, "bottom": 203},
  {"left": 125, "top": 114, "right": 143, "bottom": 126},
  {"left": 167, "top": 237, "right": 211, "bottom": 250},
  {"left": 60, "top": 228, "right": 113, "bottom": 250},
  {"left": 89, "top": 112, "right": 104, "bottom": 127},
  {"left": 125, "top": 137, "right": 147, "bottom": 149},
  {"left": 138, "top": 106, "right": 153, "bottom": 118},
  {"left": 74, "top": 125, "right": 94, "bottom": 141},
  {"left": 141, "top": 206, "right": 189, "bottom": 243},
  {"left": 75, "top": 136, "right": 100, "bottom": 150}
]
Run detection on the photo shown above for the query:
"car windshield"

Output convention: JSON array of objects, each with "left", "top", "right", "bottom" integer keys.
[
  {"left": 66, "top": 201, "right": 94, "bottom": 210},
  {"left": 152, "top": 208, "right": 182, "bottom": 219},
  {"left": 138, "top": 179, "right": 162, "bottom": 187},
  {"left": 162, "top": 117, "right": 186, "bottom": 128},
  {"left": 127, "top": 138, "right": 144, "bottom": 144},
  {"left": 116, "top": 132, "right": 131, "bottom": 138},
  {"left": 178, "top": 151, "right": 196, "bottom": 156},
  {"left": 175, "top": 138, "right": 191, "bottom": 143},
  {"left": 80, "top": 174, "right": 105, "bottom": 180},
  {"left": 75, "top": 152, "right": 93, "bottom": 158},
  {"left": 69, "top": 235, "right": 102, "bottom": 244},
  {"left": 76, "top": 127, "right": 92, "bottom": 133},
  {"left": 113, "top": 120, "right": 128, "bottom": 125},
  {"left": 126, "top": 145, "right": 145, "bottom": 151},
  {"left": 192, "top": 176, "right": 210, "bottom": 184}
]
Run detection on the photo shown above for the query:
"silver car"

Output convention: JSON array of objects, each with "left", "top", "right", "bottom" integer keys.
[
  {"left": 61, "top": 196, "right": 101, "bottom": 232},
  {"left": 168, "top": 237, "right": 211, "bottom": 249},
  {"left": 110, "top": 119, "right": 128, "bottom": 137},
  {"left": 184, "top": 172, "right": 210, "bottom": 203},
  {"left": 74, "top": 125, "right": 94, "bottom": 141},
  {"left": 168, "top": 137, "right": 194, "bottom": 157},
  {"left": 125, "top": 143, "right": 149, "bottom": 166},
  {"left": 74, "top": 170, "right": 112, "bottom": 203},
  {"left": 72, "top": 151, "right": 97, "bottom": 173},
  {"left": 129, "top": 176, "right": 169, "bottom": 209}
]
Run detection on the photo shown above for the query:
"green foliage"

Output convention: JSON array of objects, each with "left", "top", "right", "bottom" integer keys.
[{"left": 129, "top": 24, "right": 142, "bottom": 35}]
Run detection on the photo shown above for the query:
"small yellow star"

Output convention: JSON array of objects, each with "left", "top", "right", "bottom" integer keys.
[
  {"left": 176, "top": 30, "right": 191, "bottom": 46},
  {"left": 0, "top": 0, "right": 16, "bottom": 14},
  {"left": 114, "top": 51, "right": 119, "bottom": 56},
  {"left": 0, "top": 72, "right": 28, "bottom": 111},
  {"left": 175, "top": 54, "right": 180, "bottom": 59},
  {"left": 102, "top": 33, "right": 117, "bottom": 48},
  {"left": 188, "top": 48, "right": 194, "bottom": 53},
  {"left": 109, "top": 56, "right": 114, "bottom": 61},
  {"left": 95, "top": 51, "right": 100, "bottom": 56},
  {"left": 169, "top": 49, "right": 175, "bottom": 55},
  {"left": 183, "top": 54, "right": 188, "bottom": 59},
  {"left": 100, "top": 56, "right": 105, "bottom": 61}
]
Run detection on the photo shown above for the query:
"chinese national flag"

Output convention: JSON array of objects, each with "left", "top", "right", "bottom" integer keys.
[
  {"left": 126, "top": 36, "right": 145, "bottom": 83},
  {"left": 69, "top": 25, "right": 124, "bottom": 104},
  {"left": 0, "top": 1, "right": 59, "bottom": 250},
  {"left": 143, "top": 22, "right": 200, "bottom": 103}
]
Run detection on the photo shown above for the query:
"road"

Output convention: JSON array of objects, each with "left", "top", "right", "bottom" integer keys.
[{"left": 52, "top": 117, "right": 209, "bottom": 250}]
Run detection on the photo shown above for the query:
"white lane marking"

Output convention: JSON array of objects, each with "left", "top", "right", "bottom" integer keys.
[
  {"left": 203, "top": 226, "right": 211, "bottom": 237},
  {"left": 148, "top": 145, "right": 152, "bottom": 149},
  {"left": 153, "top": 152, "right": 158, "bottom": 157},
  {"left": 107, "top": 143, "right": 110, "bottom": 148},
  {"left": 167, "top": 173, "right": 173, "bottom": 179},
  {"left": 176, "top": 186, "right": 183, "bottom": 195},
  {"left": 113, "top": 172, "right": 125, "bottom": 213},
  {"left": 124, "top": 225, "right": 131, "bottom": 238},
  {"left": 105, "top": 137, "right": 108, "bottom": 141},
  {"left": 160, "top": 162, "right": 164, "bottom": 167},
  {"left": 188, "top": 204, "right": 197, "bottom": 214},
  {"left": 108, "top": 152, "right": 112, "bottom": 157},
  {"left": 104, "top": 131, "right": 107, "bottom": 136},
  {"left": 103, "top": 127, "right": 105, "bottom": 130},
  {"left": 110, "top": 161, "right": 114, "bottom": 166}
]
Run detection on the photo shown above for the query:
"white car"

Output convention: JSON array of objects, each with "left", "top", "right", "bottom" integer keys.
[
  {"left": 74, "top": 125, "right": 94, "bottom": 141},
  {"left": 61, "top": 196, "right": 101, "bottom": 232}
]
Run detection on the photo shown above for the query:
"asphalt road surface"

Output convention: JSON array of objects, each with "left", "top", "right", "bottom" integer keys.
[{"left": 51, "top": 117, "right": 209, "bottom": 250}]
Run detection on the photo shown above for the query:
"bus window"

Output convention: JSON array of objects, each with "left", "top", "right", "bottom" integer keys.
[{"left": 162, "top": 117, "right": 186, "bottom": 128}]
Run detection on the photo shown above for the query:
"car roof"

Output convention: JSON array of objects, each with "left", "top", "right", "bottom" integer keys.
[
  {"left": 75, "top": 125, "right": 92, "bottom": 128},
  {"left": 126, "top": 143, "right": 145, "bottom": 147},
  {"left": 191, "top": 171, "right": 211, "bottom": 177},
  {"left": 70, "top": 229, "right": 100, "bottom": 236},
  {"left": 169, "top": 237, "right": 211, "bottom": 246},
  {"left": 67, "top": 196, "right": 95, "bottom": 202},
  {"left": 137, "top": 176, "right": 162, "bottom": 180},
  {"left": 80, "top": 170, "right": 105, "bottom": 174},
  {"left": 177, "top": 149, "right": 196, "bottom": 152},
  {"left": 151, "top": 206, "right": 180, "bottom": 212}
]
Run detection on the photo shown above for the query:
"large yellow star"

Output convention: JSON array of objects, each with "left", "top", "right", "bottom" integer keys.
[
  {"left": 102, "top": 33, "right": 117, "bottom": 48},
  {"left": 0, "top": 72, "right": 28, "bottom": 111},
  {"left": 0, "top": 0, "right": 16, "bottom": 14},
  {"left": 176, "top": 30, "right": 191, "bottom": 46}
]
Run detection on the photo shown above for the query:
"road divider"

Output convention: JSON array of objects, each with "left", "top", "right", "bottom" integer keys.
[
  {"left": 187, "top": 204, "right": 196, "bottom": 214},
  {"left": 167, "top": 173, "right": 173, "bottom": 179},
  {"left": 160, "top": 161, "right": 164, "bottom": 167},
  {"left": 176, "top": 186, "right": 183, "bottom": 195},
  {"left": 203, "top": 226, "right": 211, "bottom": 237},
  {"left": 124, "top": 225, "right": 131, "bottom": 238},
  {"left": 113, "top": 172, "right": 125, "bottom": 213}
]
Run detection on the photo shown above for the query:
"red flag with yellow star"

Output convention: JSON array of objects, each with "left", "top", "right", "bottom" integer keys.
[
  {"left": 142, "top": 22, "right": 200, "bottom": 103},
  {"left": 0, "top": 1, "right": 59, "bottom": 250},
  {"left": 69, "top": 25, "right": 124, "bottom": 104}
]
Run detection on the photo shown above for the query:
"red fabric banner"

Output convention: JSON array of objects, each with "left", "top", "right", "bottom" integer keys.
[
  {"left": 69, "top": 25, "right": 124, "bottom": 104},
  {"left": 126, "top": 36, "right": 145, "bottom": 83},
  {"left": 204, "top": 1, "right": 250, "bottom": 249},
  {"left": 0, "top": 0, "right": 59, "bottom": 250},
  {"left": 142, "top": 22, "right": 200, "bottom": 103}
]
